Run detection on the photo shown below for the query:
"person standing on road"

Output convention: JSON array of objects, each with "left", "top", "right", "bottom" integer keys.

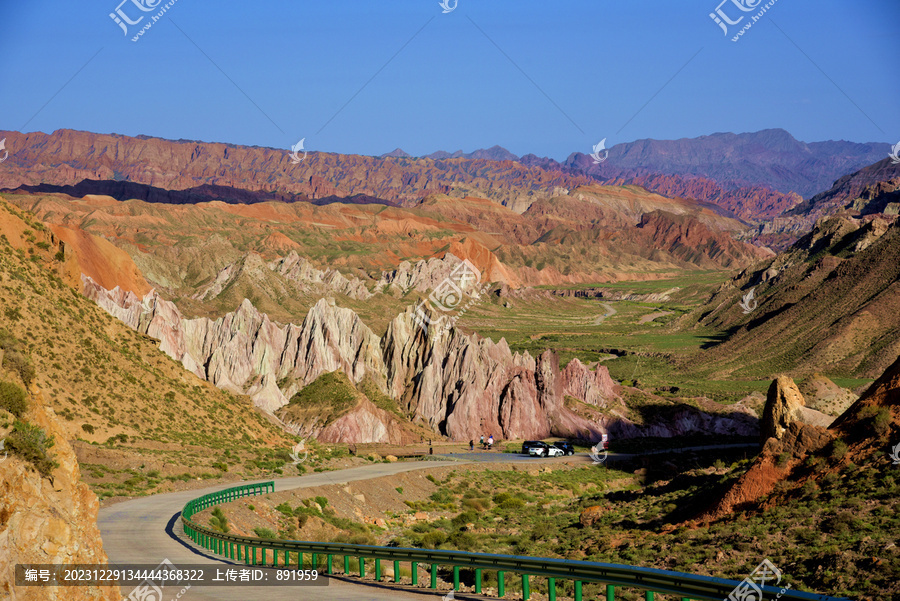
[
  {"left": 469, "top": 439, "right": 474, "bottom": 451},
  {"left": 488, "top": 434, "right": 493, "bottom": 450},
  {"left": 479, "top": 435, "right": 484, "bottom": 449}
]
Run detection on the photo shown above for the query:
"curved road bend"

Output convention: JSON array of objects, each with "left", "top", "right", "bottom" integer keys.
[
  {"left": 100, "top": 447, "right": 756, "bottom": 599},
  {"left": 99, "top": 461, "right": 462, "bottom": 601}
]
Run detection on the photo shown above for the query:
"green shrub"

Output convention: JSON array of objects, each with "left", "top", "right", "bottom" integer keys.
[
  {"left": 253, "top": 527, "right": 277, "bottom": 539},
  {"left": 1, "top": 351, "right": 35, "bottom": 387},
  {"left": 6, "top": 420, "right": 58, "bottom": 476},
  {"left": 210, "top": 507, "right": 229, "bottom": 533},
  {"left": 872, "top": 409, "right": 892, "bottom": 436},
  {"left": 81, "top": 423, "right": 95, "bottom": 434},
  {"left": 275, "top": 502, "right": 294, "bottom": 517},
  {"left": 314, "top": 495, "right": 329, "bottom": 508},
  {"left": 0, "top": 381, "right": 28, "bottom": 417},
  {"left": 830, "top": 440, "right": 849, "bottom": 460},
  {"left": 212, "top": 461, "right": 228, "bottom": 472},
  {"left": 422, "top": 530, "right": 448, "bottom": 548}
]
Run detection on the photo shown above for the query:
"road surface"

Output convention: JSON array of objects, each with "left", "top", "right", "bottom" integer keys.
[
  {"left": 99, "top": 461, "right": 461, "bottom": 600},
  {"left": 101, "top": 446, "right": 756, "bottom": 599}
]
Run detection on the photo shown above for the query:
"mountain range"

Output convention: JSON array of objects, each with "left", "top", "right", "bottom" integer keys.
[{"left": 0, "top": 128, "right": 890, "bottom": 227}]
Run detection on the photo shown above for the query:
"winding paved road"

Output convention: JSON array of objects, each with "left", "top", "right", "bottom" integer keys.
[
  {"left": 99, "top": 461, "right": 461, "bottom": 600},
  {"left": 101, "top": 446, "right": 756, "bottom": 599}
]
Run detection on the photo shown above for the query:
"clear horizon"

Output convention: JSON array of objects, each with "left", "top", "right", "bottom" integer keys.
[{"left": 1, "top": 1, "right": 898, "bottom": 160}]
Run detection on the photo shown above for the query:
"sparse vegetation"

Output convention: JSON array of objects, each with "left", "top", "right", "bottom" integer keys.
[
  {"left": 0, "top": 381, "right": 28, "bottom": 417},
  {"left": 210, "top": 507, "right": 229, "bottom": 533},
  {"left": 6, "top": 420, "right": 58, "bottom": 476}
]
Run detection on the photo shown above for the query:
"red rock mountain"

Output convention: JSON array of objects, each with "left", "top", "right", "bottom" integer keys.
[{"left": 2, "top": 128, "right": 886, "bottom": 226}]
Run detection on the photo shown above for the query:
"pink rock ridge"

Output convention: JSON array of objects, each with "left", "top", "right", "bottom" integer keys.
[{"left": 83, "top": 276, "right": 756, "bottom": 444}]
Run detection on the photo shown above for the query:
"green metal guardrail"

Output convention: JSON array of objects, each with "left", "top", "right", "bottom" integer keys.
[{"left": 181, "top": 481, "right": 850, "bottom": 601}]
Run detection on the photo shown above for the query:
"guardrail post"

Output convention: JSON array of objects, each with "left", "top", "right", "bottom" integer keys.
[
  {"left": 574, "top": 580, "right": 582, "bottom": 601},
  {"left": 359, "top": 557, "right": 365, "bottom": 578},
  {"left": 244, "top": 545, "right": 250, "bottom": 565},
  {"left": 328, "top": 555, "right": 333, "bottom": 574},
  {"left": 411, "top": 562, "right": 418, "bottom": 586},
  {"left": 475, "top": 568, "right": 482, "bottom": 593},
  {"left": 430, "top": 564, "right": 437, "bottom": 589},
  {"left": 344, "top": 555, "right": 350, "bottom": 574},
  {"left": 645, "top": 592, "right": 654, "bottom": 601},
  {"left": 498, "top": 571, "right": 505, "bottom": 596},
  {"left": 298, "top": 552, "right": 303, "bottom": 568},
  {"left": 548, "top": 577, "right": 556, "bottom": 601},
  {"left": 375, "top": 558, "right": 381, "bottom": 581},
  {"left": 606, "top": 584, "right": 615, "bottom": 600},
  {"left": 393, "top": 560, "right": 400, "bottom": 583},
  {"left": 453, "top": 566, "right": 460, "bottom": 590},
  {"left": 522, "top": 574, "right": 530, "bottom": 600}
]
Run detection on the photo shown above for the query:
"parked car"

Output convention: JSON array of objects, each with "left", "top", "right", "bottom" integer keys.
[
  {"left": 527, "top": 442, "right": 565, "bottom": 457},
  {"left": 521, "top": 440, "right": 544, "bottom": 455},
  {"left": 552, "top": 441, "right": 575, "bottom": 456}
]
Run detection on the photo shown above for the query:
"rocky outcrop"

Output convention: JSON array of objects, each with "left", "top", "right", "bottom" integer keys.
[
  {"left": 83, "top": 276, "right": 384, "bottom": 413},
  {"left": 376, "top": 254, "right": 467, "bottom": 295},
  {"left": 760, "top": 376, "right": 807, "bottom": 444},
  {"left": 269, "top": 252, "right": 373, "bottom": 300},
  {"left": 195, "top": 251, "right": 374, "bottom": 302},
  {"left": 760, "top": 376, "right": 833, "bottom": 448},
  {"left": 83, "top": 276, "right": 765, "bottom": 444},
  {"left": 316, "top": 399, "right": 409, "bottom": 445},
  {"left": 0, "top": 386, "right": 119, "bottom": 601}
]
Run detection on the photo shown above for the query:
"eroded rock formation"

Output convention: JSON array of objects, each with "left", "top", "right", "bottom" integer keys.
[
  {"left": 83, "top": 276, "right": 760, "bottom": 443},
  {"left": 0, "top": 386, "right": 119, "bottom": 601}
]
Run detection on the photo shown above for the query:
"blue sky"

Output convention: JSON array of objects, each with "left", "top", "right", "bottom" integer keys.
[{"left": 1, "top": 1, "right": 897, "bottom": 159}]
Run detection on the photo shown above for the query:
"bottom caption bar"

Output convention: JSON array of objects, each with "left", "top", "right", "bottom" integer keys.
[{"left": 16, "top": 562, "right": 328, "bottom": 587}]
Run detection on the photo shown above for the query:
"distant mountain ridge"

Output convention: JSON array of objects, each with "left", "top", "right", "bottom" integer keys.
[
  {"left": 0, "top": 128, "right": 888, "bottom": 227},
  {"left": 400, "top": 129, "right": 888, "bottom": 200}
]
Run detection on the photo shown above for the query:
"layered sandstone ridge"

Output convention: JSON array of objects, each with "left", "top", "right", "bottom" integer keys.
[
  {"left": 0, "top": 386, "right": 119, "bottom": 601},
  {"left": 83, "top": 277, "right": 755, "bottom": 443}
]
